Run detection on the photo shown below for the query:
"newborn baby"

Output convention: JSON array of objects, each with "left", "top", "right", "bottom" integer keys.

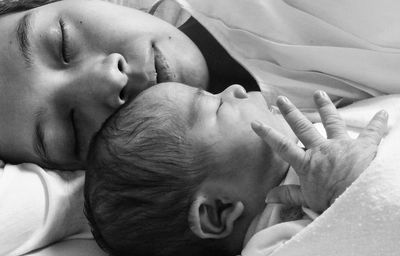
[{"left": 84, "top": 82, "right": 387, "bottom": 256}]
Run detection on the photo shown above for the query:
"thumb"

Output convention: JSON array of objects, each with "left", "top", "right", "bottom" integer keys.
[{"left": 266, "top": 185, "right": 307, "bottom": 207}]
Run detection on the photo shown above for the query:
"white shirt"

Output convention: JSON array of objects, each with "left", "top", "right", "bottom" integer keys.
[{"left": 0, "top": 164, "right": 91, "bottom": 256}]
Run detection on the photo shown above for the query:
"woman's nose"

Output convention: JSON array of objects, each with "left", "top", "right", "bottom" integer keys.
[
  {"left": 220, "top": 84, "right": 248, "bottom": 100},
  {"left": 97, "top": 53, "right": 129, "bottom": 108}
]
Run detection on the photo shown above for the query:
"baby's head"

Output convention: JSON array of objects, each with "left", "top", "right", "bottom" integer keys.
[{"left": 85, "top": 82, "right": 295, "bottom": 256}]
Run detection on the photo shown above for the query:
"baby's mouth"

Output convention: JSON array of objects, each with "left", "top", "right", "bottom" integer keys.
[{"left": 153, "top": 45, "right": 177, "bottom": 83}]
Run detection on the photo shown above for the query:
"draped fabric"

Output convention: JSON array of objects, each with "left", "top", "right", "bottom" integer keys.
[{"left": 175, "top": 0, "right": 400, "bottom": 110}]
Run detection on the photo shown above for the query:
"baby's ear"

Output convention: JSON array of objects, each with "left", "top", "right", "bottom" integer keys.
[{"left": 188, "top": 192, "right": 244, "bottom": 239}]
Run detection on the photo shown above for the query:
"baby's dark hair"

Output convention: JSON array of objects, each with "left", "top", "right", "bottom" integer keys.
[{"left": 84, "top": 90, "right": 229, "bottom": 256}]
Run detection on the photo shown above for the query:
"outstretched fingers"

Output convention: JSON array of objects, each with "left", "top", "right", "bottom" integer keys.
[
  {"left": 358, "top": 110, "right": 388, "bottom": 145},
  {"left": 276, "top": 96, "right": 324, "bottom": 148},
  {"left": 313, "top": 91, "right": 348, "bottom": 139},
  {"left": 252, "top": 122, "right": 305, "bottom": 170}
]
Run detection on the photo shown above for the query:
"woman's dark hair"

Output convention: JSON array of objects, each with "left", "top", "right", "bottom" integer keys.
[{"left": 0, "top": 0, "right": 60, "bottom": 15}]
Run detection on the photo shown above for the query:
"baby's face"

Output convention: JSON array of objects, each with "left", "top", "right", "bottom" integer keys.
[
  {"left": 0, "top": 0, "right": 208, "bottom": 169},
  {"left": 143, "top": 83, "right": 294, "bottom": 212}
]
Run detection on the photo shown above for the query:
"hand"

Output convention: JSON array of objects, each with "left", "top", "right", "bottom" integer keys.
[{"left": 251, "top": 91, "right": 388, "bottom": 213}]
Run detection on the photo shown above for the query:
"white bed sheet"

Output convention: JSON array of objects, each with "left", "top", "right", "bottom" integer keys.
[{"left": 25, "top": 240, "right": 106, "bottom": 256}]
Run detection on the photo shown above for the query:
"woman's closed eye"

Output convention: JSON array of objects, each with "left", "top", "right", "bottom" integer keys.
[{"left": 59, "top": 18, "right": 72, "bottom": 63}]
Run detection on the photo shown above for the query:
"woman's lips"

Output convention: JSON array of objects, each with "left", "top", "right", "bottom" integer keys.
[{"left": 153, "top": 45, "right": 177, "bottom": 83}]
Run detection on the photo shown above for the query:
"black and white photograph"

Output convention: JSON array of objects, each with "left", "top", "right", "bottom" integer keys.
[{"left": 0, "top": 0, "right": 399, "bottom": 255}]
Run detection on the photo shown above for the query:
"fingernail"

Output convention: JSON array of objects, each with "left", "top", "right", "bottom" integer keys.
[
  {"left": 251, "top": 121, "right": 263, "bottom": 130},
  {"left": 318, "top": 90, "right": 328, "bottom": 98},
  {"left": 379, "top": 110, "right": 388, "bottom": 119},
  {"left": 277, "top": 96, "right": 290, "bottom": 104}
]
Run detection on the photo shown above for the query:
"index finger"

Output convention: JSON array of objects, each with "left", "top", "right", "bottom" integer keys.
[
  {"left": 277, "top": 96, "right": 325, "bottom": 148},
  {"left": 251, "top": 121, "right": 306, "bottom": 170}
]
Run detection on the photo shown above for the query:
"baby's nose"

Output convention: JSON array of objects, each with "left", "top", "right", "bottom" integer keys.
[{"left": 222, "top": 84, "right": 248, "bottom": 99}]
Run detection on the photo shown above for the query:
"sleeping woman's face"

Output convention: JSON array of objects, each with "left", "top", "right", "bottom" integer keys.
[{"left": 0, "top": 0, "right": 209, "bottom": 169}]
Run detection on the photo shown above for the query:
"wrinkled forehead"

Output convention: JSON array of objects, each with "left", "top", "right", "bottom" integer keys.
[
  {"left": 141, "top": 82, "right": 194, "bottom": 104},
  {"left": 139, "top": 83, "right": 176, "bottom": 102},
  {"left": 135, "top": 83, "right": 192, "bottom": 115}
]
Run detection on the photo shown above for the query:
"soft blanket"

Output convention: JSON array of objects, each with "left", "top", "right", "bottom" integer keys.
[
  {"left": 174, "top": 0, "right": 400, "bottom": 111},
  {"left": 242, "top": 95, "right": 400, "bottom": 256}
]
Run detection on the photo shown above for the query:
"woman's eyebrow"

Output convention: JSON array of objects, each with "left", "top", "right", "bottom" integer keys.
[{"left": 16, "top": 12, "right": 34, "bottom": 67}]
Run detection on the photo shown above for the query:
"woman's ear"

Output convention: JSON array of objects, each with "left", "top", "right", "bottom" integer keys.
[{"left": 188, "top": 193, "right": 244, "bottom": 239}]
